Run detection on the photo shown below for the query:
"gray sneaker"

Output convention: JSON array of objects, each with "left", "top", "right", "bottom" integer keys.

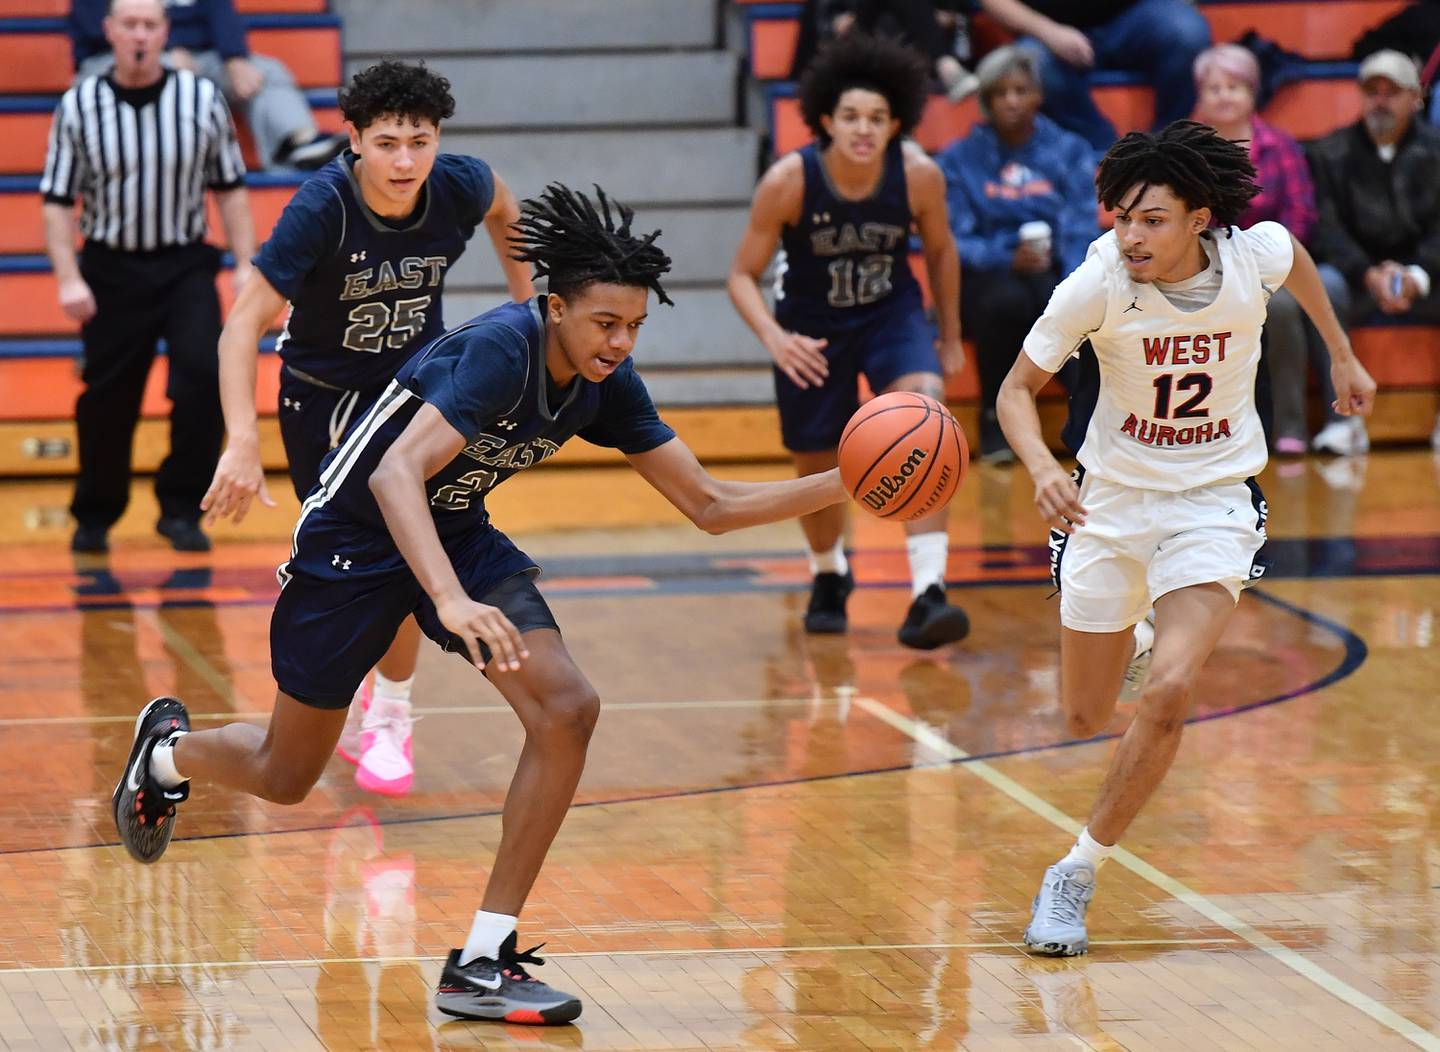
[{"left": 1023, "top": 859, "right": 1096, "bottom": 956}]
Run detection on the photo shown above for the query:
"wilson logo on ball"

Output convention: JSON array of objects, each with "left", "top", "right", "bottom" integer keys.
[{"left": 861, "top": 447, "right": 929, "bottom": 511}]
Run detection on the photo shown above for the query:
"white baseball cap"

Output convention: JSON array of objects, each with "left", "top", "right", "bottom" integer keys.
[{"left": 1357, "top": 50, "right": 1421, "bottom": 91}]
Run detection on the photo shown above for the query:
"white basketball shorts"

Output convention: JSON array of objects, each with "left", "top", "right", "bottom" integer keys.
[{"left": 1048, "top": 467, "right": 1268, "bottom": 633}]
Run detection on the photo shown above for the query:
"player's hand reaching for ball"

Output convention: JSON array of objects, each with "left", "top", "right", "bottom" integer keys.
[
  {"left": 1031, "top": 461, "right": 1086, "bottom": 533},
  {"left": 201, "top": 440, "right": 274, "bottom": 525},
  {"left": 765, "top": 330, "right": 829, "bottom": 389},
  {"left": 435, "top": 595, "right": 529, "bottom": 673}
]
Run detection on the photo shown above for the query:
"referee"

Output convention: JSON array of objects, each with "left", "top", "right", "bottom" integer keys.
[{"left": 41, "top": 0, "right": 255, "bottom": 553}]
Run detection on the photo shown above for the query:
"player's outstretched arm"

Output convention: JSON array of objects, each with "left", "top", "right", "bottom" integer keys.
[
  {"left": 485, "top": 172, "right": 535, "bottom": 303},
  {"left": 726, "top": 156, "right": 830, "bottom": 389},
  {"left": 627, "top": 437, "right": 847, "bottom": 535},
  {"left": 369, "top": 404, "right": 527, "bottom": 672},
  {"left": 201, "top": 271, "right": 287, "bottom": 525},
  {"left": 1283, "top": 234, "right": 1377, "bottom": 418},
  {"left": 997, "top": 353, "right": 1087, "bottom": 533}
]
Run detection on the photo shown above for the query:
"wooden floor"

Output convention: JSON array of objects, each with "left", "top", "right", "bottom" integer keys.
[{"left": 1, "top": 450, "right": 1438, "bottom": 1051}]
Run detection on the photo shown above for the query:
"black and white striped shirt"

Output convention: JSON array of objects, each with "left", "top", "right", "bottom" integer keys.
[{"left": 40, "top": 68, "right": 246, "bottom": 252}]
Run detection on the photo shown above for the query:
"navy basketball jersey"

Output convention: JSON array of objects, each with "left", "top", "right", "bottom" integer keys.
[
  {"left": 254, "top": 152, "right": 495, "bottom": 392},
  {"left": 297, "top": 298, "right": 675, "bottom": 544},
  {"left": 775, "top": 137, "right": 921, "bottom": 330}
]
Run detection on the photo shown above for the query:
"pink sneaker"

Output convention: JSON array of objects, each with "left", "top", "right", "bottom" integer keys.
[
  {"left": 1274, "top": 436, "right": 1306, "bottom": 456},
  {"left": 335, "top": 680, "right": 371, "bottom": 765},
  {"left": 355, "top": 696, "right": 416, "bottom": 797}
]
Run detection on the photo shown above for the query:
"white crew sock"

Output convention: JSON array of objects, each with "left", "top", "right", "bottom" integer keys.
[
  {"left": 905, "top": 531, "right": 949, "bottom": 598},
  {"left": 807, "top": 537, "right": 848, "bottom": 577},
  {"left": 149, "top": 731, "right": 188, "bottom": 789},
  {"left": 460, "top": 909, "right": 518, "bottom": 965},
  {"left": 1060, "top": 826, "right": 1113, "bottom": 871},
  {"left": 373, "top": 672, "right": 414, "bottom": 706}
]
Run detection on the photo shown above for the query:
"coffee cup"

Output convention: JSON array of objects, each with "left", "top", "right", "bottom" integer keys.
[{"left": 1018, "top": 220, "right": 1052, "bottom": 257}]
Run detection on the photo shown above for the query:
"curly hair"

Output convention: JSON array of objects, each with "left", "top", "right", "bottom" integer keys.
[
  {"left": 338, "top": 60, "right": 456, "bottom": 132},
  {"left": 508, "top": 183, "right": 672, "bottom": 305},
  {"left": 798, "top": 32, "right": 930, "bottom": 145},
  {"left": 1096, "top": 120, "right": 1260, "bottom": 227}
]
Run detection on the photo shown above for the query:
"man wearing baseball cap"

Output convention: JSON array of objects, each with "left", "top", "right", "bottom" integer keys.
[{"left": 1305, "top": 49, "right": 1440, "bottom": 454}]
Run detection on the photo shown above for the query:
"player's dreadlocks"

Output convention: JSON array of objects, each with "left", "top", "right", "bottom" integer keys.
[
  {"left": 339, "top": 60, "right": 455, "bottom": 132},
  {"left": 1096, "top": 120, "right": 1260, "bottom": 228},
  {"left": 799, "top": 32, "right": 930, "bottom": 145},
  {"left": 509, "top": 183, "right": 673, "bottom": 305}
]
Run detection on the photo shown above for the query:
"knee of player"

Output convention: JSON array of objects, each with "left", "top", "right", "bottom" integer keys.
[
  {"left": 1065, "top": 706, "right": 1107, "bottom": 740},
  {"left": 531, "top": 684, "right": 601, "bottom": 742},
  {"left": 256, "top": 766, "right": 320, "bottom": 805},
  {"left": 1136, "top": 674, "right": 1191, "bottom": 733}
]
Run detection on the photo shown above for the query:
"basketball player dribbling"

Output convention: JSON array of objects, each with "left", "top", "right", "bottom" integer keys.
[
  {"left": 997, "top": 121, "right": 1376, "bottom": 955},
  {"left": 727, "top": 32, "right": 971, "bottom": 649},
  {"left": 200, "top": 60, "right": 534, "bottom": 798},
  {"left": 113, "top": 184, "right": 856, "bottom": 1024}
]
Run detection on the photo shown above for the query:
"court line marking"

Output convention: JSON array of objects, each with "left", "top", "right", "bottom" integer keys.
[
  {"left": 141, "top": 607, "right": 248, "bottom": 709},
  {"left": 0, "top": 939, "right": 1243, "bottom": 977},
  {"left": 851, "top": 695, "right": 1440, "bottom": 1052},
  {"left": 0, "top": 696, "right": 843, "bottom": 728}
]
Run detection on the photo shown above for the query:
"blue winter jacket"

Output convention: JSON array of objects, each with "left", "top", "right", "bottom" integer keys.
[{"left": 937, "top": 114, "right": 1098, "bottom": 278}]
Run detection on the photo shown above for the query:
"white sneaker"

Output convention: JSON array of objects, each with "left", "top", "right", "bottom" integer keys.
[
  {"left": 1311, "top": 417, "right": 1369, "bottom": 456},
  {"left": 1430, "top": 412, "right": 1440, "bottom": 453},
  {"left": 356, "top": 696, "right": 416, "bottom": 797},
  {"left": 1121, "top": 613, "right": 1155, "bottom": 700},
  {"left": 335, "top": 680, "right": 370, "bottom": 765}
]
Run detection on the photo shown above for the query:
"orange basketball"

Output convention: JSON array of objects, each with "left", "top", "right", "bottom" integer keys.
[{"left": 837, "top": 392, "right": 968, "bottom": 521}]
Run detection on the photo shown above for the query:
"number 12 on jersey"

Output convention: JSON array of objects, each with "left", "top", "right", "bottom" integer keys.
[
  {"left": 826, "top": 255, "right": 894, "bottom": 308},
  {"left": 1152, "top": 372, "right": 1213, "bottom": 419}
]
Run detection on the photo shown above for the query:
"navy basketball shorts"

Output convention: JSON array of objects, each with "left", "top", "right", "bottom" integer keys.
[
  {"left": 773, "top": 295, "right": 940, "bottom": 453},
  {"left": 270, "top": 507, "right": 560, "bottom": 709},
  {"left": 277, "top": 368, "right": 384, "bottom": 500}
]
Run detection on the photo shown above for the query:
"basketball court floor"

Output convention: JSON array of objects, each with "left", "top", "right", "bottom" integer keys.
[{"left": 0, "top": 449, "right": 1437, "bottom": 1050}]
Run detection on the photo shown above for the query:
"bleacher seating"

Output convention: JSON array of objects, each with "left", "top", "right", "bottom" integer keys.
[
  {"left": 0, "top": 0, "right": 1435, "bottom": 478},
  {"left": 734, "top": 0, "right": 1438, "bottom": 441}
]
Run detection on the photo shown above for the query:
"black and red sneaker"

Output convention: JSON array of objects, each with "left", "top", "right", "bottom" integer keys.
[
  {"left": 435, "top": 932, "right": 581, "bottom": 1025},
  {"left": 112, "top": 696, "right": 190, "bottom": 864}
]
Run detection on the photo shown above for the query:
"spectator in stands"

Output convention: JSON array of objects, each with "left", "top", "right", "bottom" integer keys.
[
  {"left": 976, "top": 0, "right": 1211, "bottom": 152},
  {"left": 792, "top": 0, "right": 976, "bottom": 99},
  {"left": 42, "top": 0, "right": 254, "bottom": 553},
  {"left": 937, "top": 45, "right": 1096, "bottom": 462},
  {"left": 68, "top": 0, "right": 347, "bottom": 171},
  {"left": 1192, "top": 43, "right": 1320, "bottom": 456},
  {"left": 1307, "top": 50, "right": 1440, "bottom": 454}
]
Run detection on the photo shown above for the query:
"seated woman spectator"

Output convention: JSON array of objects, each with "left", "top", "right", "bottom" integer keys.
[
  {"left": 1193, "top": 43, "right": 1324, "bottom": 455},
  {"left": 937, "top": 45, "right": 1096, "bottom": 462}
]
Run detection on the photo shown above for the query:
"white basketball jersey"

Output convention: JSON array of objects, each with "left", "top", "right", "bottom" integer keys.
[{"left": 1024, "top": 222, "right": 1293, "bottom": 491}]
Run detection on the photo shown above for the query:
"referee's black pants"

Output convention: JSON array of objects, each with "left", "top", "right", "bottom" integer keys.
[{"left": 72, "top": 241, "right": 224, "bottom": 530}]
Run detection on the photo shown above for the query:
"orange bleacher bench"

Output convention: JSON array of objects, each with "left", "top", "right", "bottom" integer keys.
[
  {"left": 0, "top": 16, "right": 340, "bottom": 94},
  {"left": 0, "top": 179, "right": 302, "bottom": 256},
  {"left": 0, "top": 96, "right": 341, "bottom": 175},
  {"left": 0, "top": 0, "right": 323, "bottom": 14}
]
